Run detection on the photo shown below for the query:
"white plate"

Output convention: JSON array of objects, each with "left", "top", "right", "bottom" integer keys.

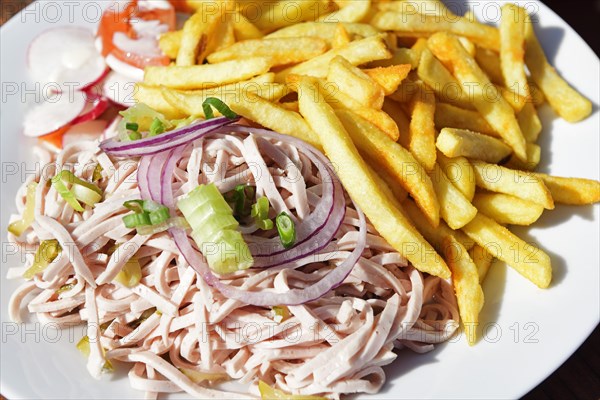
[{"left": 1, "top": 1, "right": 598, "bottom": 399}]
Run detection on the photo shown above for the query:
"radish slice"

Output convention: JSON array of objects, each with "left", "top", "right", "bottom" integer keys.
[
  {"left": 71, "top": 95, "right": 109, "bottom": 125},
  {"left": 23, "top": 93, "right": 86, "bottom": 137},
  {"left": 105, "top": 54, "right": 144, "bottom": 81},
  {"left": 62, "top": 120, "right": 108, "bottom": 146},
  {"left": 28, "top": 27, "right": 107, "bottom": 91},
  {"left": 80, "top": 67, "right": 110, "bottom": 93},
  {"left": 103, "top": 71, "right": 137, "bottom": 107}
]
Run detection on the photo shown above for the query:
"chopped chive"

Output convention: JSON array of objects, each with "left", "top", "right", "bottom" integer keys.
[
  {"left": 276, "top": 212, "right": 296, "bottom": 249},
  {"left": 122, "top": 212, "right": 152, "bottom": 228},
  {"left": 149, "top": 206, "right": 170, "bottom": 225},
  {"left": 202, "top": 97, "right": 238, "bottom": 120},
  {"left": 148, "top": 117, "right": 165, "bottom": 137},
  {"left": 125, "top": 122, "right": 139, "bottom": 131},
  {"left": 128, "top": 131, "right": 142, "bottom": 141}
]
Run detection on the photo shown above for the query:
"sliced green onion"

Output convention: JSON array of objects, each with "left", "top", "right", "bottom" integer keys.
[
  {"left": 118, "top": 103, "right": 173, "bottom": 140},
  {"left": 123, "top": 200, "right": 145, "bottom": 213},
  {"left": 56, "top": 282, "right": 75, "bottom": 295},
  {"left": 136, "top": 216, "right": 190, "bottom": 236},
  {"left": 92, "top": 164, "right": 103, "bottom": 182},
  {"left": 125, "top": 122, "right": 139, "bottom": 131},
  {"left": 23, "top": 240, "right": 61, "bottom": 280},
  {"left": 123, "top": 212, "right": 152, "bottom": 228},
  {"left": 178, "top": 183, "right": 254, "bottom": 274},
  {"left": 226, "top": 184, "right": 255, "bottom": 219},
  {"left": 272, "top": 306, "right": 290, "bottom": 323},
  {"left": 114, "top": 257, "right": 142, "bottom": 287},
  {"left": 130, "top": 308, "right": 157, "bottom": 329},
  {"left": 276, "top": 212, "right": 296, "bottom": 249},
  {"left": 202, "top": 97, "right": 238, "bottom": 120},
  {"left": 127, "top": 131, "right": 142, "bottom": 141},
  {"left": 51, "top": 170, "right": 102, "bottom": 211},
  {"left": 251, "top": 196, "right": 273, "bottom": 230},
  {"left": 8, "top": 182, "right": 37, "bottom": 236},
  {"left": 258, "top": 381, "right": 326, "bottom": 400},
  {"left": 148, "top": 117, "right": 165, "bottom": 137},
  {"left": 149, "top": 206, "right": 170, "bottom": 225},
  {"left": 171, "top": 115, "right": 198, "bottom": 129},
  {"left": 76, "top": 336, "right": 113, "bottom": 372},
  {"left": 180, "top": 368, "right": 229, "bottom": 383}
]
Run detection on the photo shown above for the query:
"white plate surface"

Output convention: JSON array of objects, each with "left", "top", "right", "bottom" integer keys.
[{"left": 1, "top": 1, "right": 598, "bottom": 399}]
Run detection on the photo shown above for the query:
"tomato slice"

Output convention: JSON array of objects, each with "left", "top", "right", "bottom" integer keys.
[
  {"left": 111, "top": 48, "right": 171, "bottom": 69},
  {"left": 97, "top": 1, "right": 137, "bottom": 57}
]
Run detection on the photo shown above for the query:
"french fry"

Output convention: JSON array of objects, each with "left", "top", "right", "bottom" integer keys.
[
  {"left": 381, "top": 99, "right": 411, "bottom": 147},
  {"left": 369, "top": 47, "right": 420, "bottom": 69},
  {"left": 403, "top": 199, "right": 475, "bottom": 253},
  {"left": 474, "top": 46, "right": 504, "bottom": 85},
  {"left": 533, "top": 174, "right": 600, "bottom": 205},
  {"left": 265, "top": 22, "right": 379, "bottom": 42},
  {"left": 332, "top": 23, "right": 351, "bottom": 48},
  {"left": 436, "top": 127, "right": 512, "bottom": 164},
  {"left": 373, "top": 166, "right": 409, "bottom": 204},
  {"left": 248, "top": 0, "right": 333, "bottom": 32},
  {"left": 524, "top": 13, "right": 592, "bottom": 122},
  {"left": 434, "top": 103, "right": 499, "bottom": 138},
  {"left": 499, "top": 4, "right": 530, "bottom": 100},
  {"left": 371, "top": 11, "right": 500, "bottom": 50},
  {"left": 469, "top": 244, "right": 494, "bottom": 283},
  {"left": 144, "top": 57, "right": 272, "bottom": 90},
  {"left": 211, "top": 16, "right": 236, "bottom": 53},
  {"left": 280, "top": 101, "right": 299, "bottom": 112},
  {"left": 496, "top": 84, "right": 527, "bottom": 113},
  {"left": 472, "top": 193, "right": 544, "bottom": 226},
  {"left": 133, "top": 84, "right": 187, "bottom": 119},
  {"left": 470, "top": 160, "right": 554, "bottom": 209},
  {"left": 429, "top": 163, "right": 478, "bottom": 230},
  {"left": 443, "top": 236, "right": 484, "bottom": 346},
  {"left": 328, "top": 56, "right": 385, "bottom": 108},
  {"left": 159, "top": 30, "right": 182, "bottom": 59},
  {"left": 207, "top": 37, "right": 328, "bottom": 66},
  {"left": 528, "top": 79, "right": 546, "bottom": 106},
  {"left": 457, "top": 37, "right": 476, "bottom": 57},
  {"left": 407, "top": 83, "right": 437, "bottom": 171},
  {"left": 517, "top": 103, "right": 542, "bottom": 143},
  {"left": 275, "top": 35, "right": 391, "bottom": 82},
  {"left": 297, "top": 78, "right": 451, "bottom": 279},
  {"left": 504, "top": 143, "right": 541, "bottom": 171},
  {"left": 417, "top": 48, "right": 473, "bottom": 110},
  {"left": 437, "top": 153, "right": 476, "bottom": 201},
  {"left": 363, "top": 64, "right": 411, "bottom": 95},
  {"left": 231, "top": 11, "right": 263, "bottom": 40},
  {"left": 177, "top": 10, "right": 223, "bottom": 66},
  {"left": 461, "top": 213, "right": 552, "bottom": 288},
  {"left": 318, "top": 0, "right": 371, "bottom": 23},
  {"left": 428, "top": 32, "right": 528, "bottom": 162},
  {"left": 335, "top": 108, "right": 440, "bottom": 227},
  {"left": 376, "top": 0, "right": 457, "bottom": 17}
]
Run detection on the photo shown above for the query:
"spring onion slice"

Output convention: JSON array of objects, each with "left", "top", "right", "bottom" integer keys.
[
  {"left": 23, "top": 240, "right": 61, "bottom": 280},
  {"left": 51, "top": 170, "right": 102, "bottom": 211},
  {"left": 136, "top": 216, "right": 189, "bottom": 236},
  {"left": 179, "top": 369, "right": 229, "bottom": 384},
  {"left": 123, "top": 212, "right": 152, "bottom": 228},
  {"left": 178, "top": 183, "right": 253, "bottom": 274},
  {"left": 276, "top": 212, "right": 296, "bottom": 249},
  {"left": 114, "top": 257, "right": 142, "bottom": 287},
  {"left": 148, "top": 117, "right": 165, "bottom": 137},
  {"left": 76, "top": 336, "right": 114, "bottom": 372},
  {"left": 227, "top": 184, "right": 255, "bottom": 219},
  {"left": 118, "top": 103, "right": 173, "bottom": 140},
  {"left": 8, "top": 182, "right": 38, "bottom": 236},
  {"left": 251, "top": 196, "right": 273, "bottom": 230},
  {"left": 258, "top": 381, "right": 326, "bottom": 400},
  {"left": 202, "top": 97, "right": 238, "bottom": 120},
  {"left": 56, "top": 282, "right": 75, "bottom": 295},
  {"left": 272, "top": 306, "right": 290, "bottom": 323},
  {"left": 125, "top": 122, "right": 139, "bottom": 131},
  {"left": 92, "top": 164, "right": 103, "bottom": 182}
]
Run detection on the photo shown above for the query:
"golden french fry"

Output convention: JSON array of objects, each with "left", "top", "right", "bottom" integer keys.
[
  {"left": 430, "top": 163, "right": 478, "bottom": 230},
  {"left": 436, "top": 127, "right": 512, "bottom": 163},
  {"left": 212, "top": 16, "right": 236, "bottom": 53},
  {"left": 231, "top": 11, "right": 263, "bottom": 41},
  {"left": 133, "top": 84, "right": 187, "bottom": 119},
  {"left": 365, "top": 163, "right": 409, "bottom": 210},
  {"left": 496, "top": 84, "right": 527, "bottom": 113},
  {"left": 472, "top": 193, "right": 544, "bottom": 226},
  {"left": 371, "top": 11, "right": 500, "bottom": 50},
  {"left": 318, "top": 0, "right": 371, "bottom": 23},
  {"left": 177, "top": 10, "right": 222, "bottom": 66},
  {"left": 381, "top": 99, "right": 411, "bottom": 147},
  {"left": 363, "top": 64, "right": 411, "bottom": 95},
  {"left": 159, "top": 30, "right": 182, "bottom": 59},
  {"left": 470, "top": 160, "right": 554, "bottom": 209},
  {"left": 280, "top": 101, "right": 299, "bottom": 112},
  {"left": 328, "top": 56, "right": 385, "bottom": 108},
  {"left": 428, "top": 32, "right": 528, "bottom": 162},
  {"left": 376, "top": 0, "right": 457, "bottom": 17},
  {"left": 276, "top": 35, "right": 391, "bottom": 81},
  {"left": 403, "top": 199, "right": 474, "bottom": 253},
  {"left": 443, "top": 235, "right": 484, "bottom": 346},
  {"left": 457, "top": 37, "right": 476, "bottom": 57},
  {"left": 469, "top": 244, "right": 494, "bottom": 283},
  {"left": 434, "top": 103, "right": 499, "bottom": 138},
  {"left": 144, "top": 57, "right": 273, "bottom": 90},
  {"left": 265, "top": 22, "right": 380, "bottom": 42},
  {"left": 517, "top": 103, "right": 542, "bottom": 143},
  {"left": 332, "top": 23, "right": 351, "bottom": 48},
  {"left": 417, "top": 48, "right": 473, "bottom": 110},
  {"left": 505, "top": 143, "right": 541, "bottom": 171},
  {"left": 474, "top": 46, "right": 504, "bottom": 85},
  {"left": 248, "top": 0, "right": 333, "bottom": 32},
  {"left": 369, "top": 47, "right": 420, "bottom": 69},
  {"left": 207, "top": 37, "right": 328, "bottom": 66},
  {"left": 462, "top": 213, "right": 552, "bottom": 288},
  {"left": 407, "top": 83, "right": 437, "bottom": 171},
  {"left": 528, "top": 79, "right": 546, "bottom": 106},
  {"left": 335, "top": 108, "right": 440, "bottom": 227},
  {"left": 524, "top": 13, "right": 592, "bottom": 122},
  {"left": 499, "top": 4, "right": 530, "bottom": 100},
  {"left": 533, "top": 174, "right": 600, "bottom": 205},
  {"left": 297, "top": 78, "right": 451, "bottom": 279},
  {"left": 437, "top": 153, "right": 476, "bottom": 201}
]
